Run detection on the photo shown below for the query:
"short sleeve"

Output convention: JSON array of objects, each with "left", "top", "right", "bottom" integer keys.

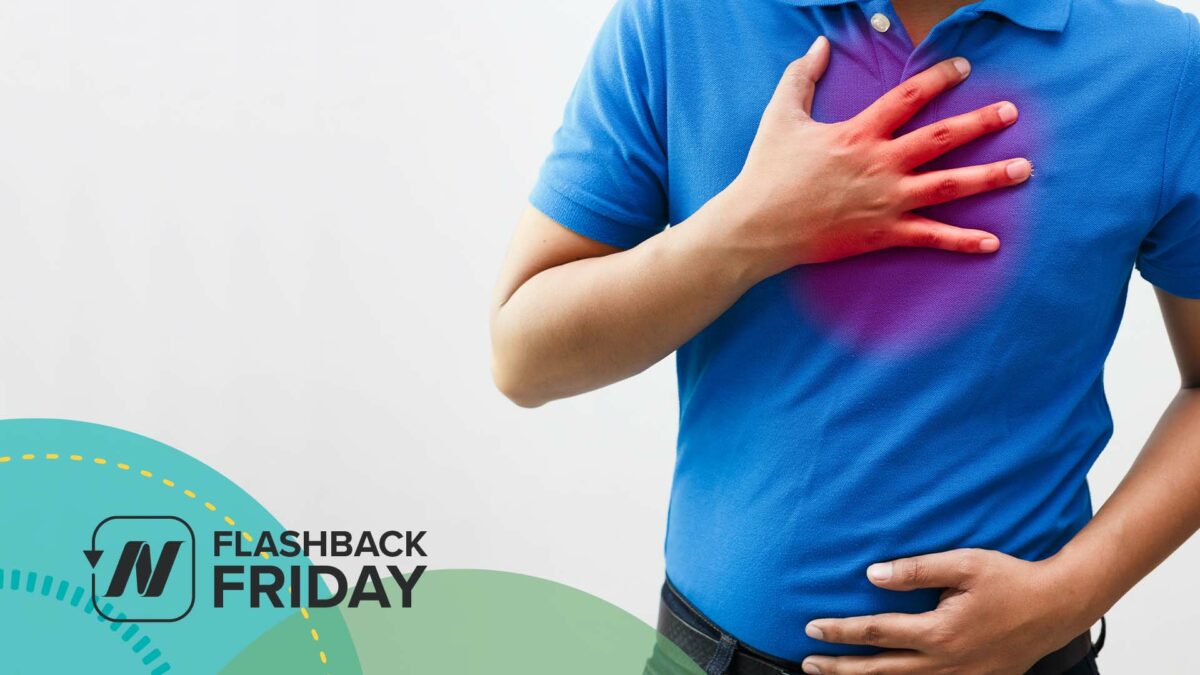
[
  {"left": 1138, "top": 13, "right": 1200, "bottom": 299},
  {"left": 529, "top": 0, "right": 669, "bottom": 249}
]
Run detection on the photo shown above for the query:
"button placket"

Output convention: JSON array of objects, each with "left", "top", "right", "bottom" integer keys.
[{"left": 862, "top": 0, "right": 911, "bottom": 87}]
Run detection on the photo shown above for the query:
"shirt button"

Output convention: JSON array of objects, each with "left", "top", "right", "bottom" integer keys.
[{"left": 870, "top": 13, "right": 892, "bottom": 33}]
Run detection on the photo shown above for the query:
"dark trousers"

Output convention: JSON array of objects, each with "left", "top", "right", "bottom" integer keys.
[{"left": 645, "top": 580, "right": 1102, "bottom": 675}]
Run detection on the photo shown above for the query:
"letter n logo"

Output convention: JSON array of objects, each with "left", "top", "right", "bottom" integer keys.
[
  {"left": 104, "top": 540, "right": 183, "bottom": 597},
  {"left": 89, "top": 516, "right": 195, "bottom": 622}
]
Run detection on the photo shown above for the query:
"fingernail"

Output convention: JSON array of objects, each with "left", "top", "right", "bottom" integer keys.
[
  {"left": 1006, "top": 158, "right": 1032, "bottom": 181},
  {"left": 867, "top": 562, "right": 893, "bottom": 581},
  {"left": 808, "top": 35, "right": 827, "bottom": 55},
  {"left": 802, "top": 661, "right": 823, "bottom": 675},
  {"left": 997, "top": 101, "right": 1018, "bottom": 124},
  {"left": 953, "top": 57, "right": 971, "bottom": 78},
  {"left": 979, "top": 237, "right": 1000, "bottom": 253},
  {"left": 805, "top": 622, "right": 824, "bottom": 640}
]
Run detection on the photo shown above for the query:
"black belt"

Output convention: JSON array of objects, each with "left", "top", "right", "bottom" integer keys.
[{"left": 655, "top": 581, "right": 1102, "bottom": 675}]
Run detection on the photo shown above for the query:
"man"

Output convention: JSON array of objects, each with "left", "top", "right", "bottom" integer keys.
[{"left": 491, "top": 0, "right": 1200, "bottom": 673}]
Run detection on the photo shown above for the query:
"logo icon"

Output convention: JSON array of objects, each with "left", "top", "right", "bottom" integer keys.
[{"left": 86, "top": 516, "right": 195, "bottom": 622}]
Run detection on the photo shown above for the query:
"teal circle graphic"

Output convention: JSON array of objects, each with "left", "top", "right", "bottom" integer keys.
[{"left": 0, "top": 419, "right": 360, "bottom": 674}]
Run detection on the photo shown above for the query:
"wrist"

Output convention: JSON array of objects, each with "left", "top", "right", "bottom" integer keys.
[
  {"left": 666, "top": 179, "right": 784, "bottom": 289},
  {"left": 703, "top": 176, "right": 796, "bottom": 281},
  {"left": 1037, "top": 543, "right": 1118, "bottom": 637}
]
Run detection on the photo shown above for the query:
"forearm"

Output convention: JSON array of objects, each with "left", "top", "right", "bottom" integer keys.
[
  {"left": 1046, "top": 386, "right": 1200, "bottom": 631},
  {"left": 490, "top": 188, "right": 771, "bottom": 407}
]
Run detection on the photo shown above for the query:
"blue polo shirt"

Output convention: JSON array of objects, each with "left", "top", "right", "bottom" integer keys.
[{"left": 530, "top": 0, "right": 1200, "bottom": 661}]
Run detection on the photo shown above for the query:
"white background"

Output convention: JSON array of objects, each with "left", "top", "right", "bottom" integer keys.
[{"left": 0, "top": 1, "right": 1196, "bottom": 671}]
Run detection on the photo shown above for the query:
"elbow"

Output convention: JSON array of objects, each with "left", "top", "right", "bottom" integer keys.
[
  {"left": 491, "top": 359, "right": 548, "bottom": 409},
  {"left": 490, "top": 312, "right": 551, "bottom": 408},
  {"left": 490, "top": 342, "right": 550, "bottom": 408}
]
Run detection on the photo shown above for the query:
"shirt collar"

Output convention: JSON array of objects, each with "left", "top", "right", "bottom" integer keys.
[{"left": 783, "top": 0, "right": 1072, "bottom": 34}]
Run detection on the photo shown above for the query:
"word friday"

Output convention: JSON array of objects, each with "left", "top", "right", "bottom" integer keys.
[{"left": 214, "top": 563, "right": 424, "bottom": 609}]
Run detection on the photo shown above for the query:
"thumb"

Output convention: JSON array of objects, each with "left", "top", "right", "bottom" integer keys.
[
  {"left": 866, "top": 549, "right": 984, "bottom": 591},
  {"left": 769, "top": 35, "right": 831, "bottom": 118}
]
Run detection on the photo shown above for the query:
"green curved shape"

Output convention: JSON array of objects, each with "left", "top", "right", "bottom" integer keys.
[
  {"left": 227, "top": 569, "right": 704, "bottom": 674},
  {"left": 336, "top": 569, "right": 703, "bottom": 675},
  {"left": 221, "top": 605, "right": 358, "bottom": 674}
]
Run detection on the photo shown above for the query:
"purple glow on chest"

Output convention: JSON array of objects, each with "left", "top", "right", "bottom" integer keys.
[{"left": 787, "top": 36, "right": 1038, "bottom": 355}]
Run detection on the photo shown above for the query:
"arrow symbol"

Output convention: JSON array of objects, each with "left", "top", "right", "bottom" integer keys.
[{"left": 83, "top": 549, "right": 103, "bottom": 568}]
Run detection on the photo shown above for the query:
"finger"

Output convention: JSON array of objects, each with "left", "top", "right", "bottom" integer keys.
[
  {"left": 867, "top": 549, "right": 985, "bottom": 591},
  {"left": 900, "top": 158, "right": 1032, "bottom": 210},
  {"left": 892, "top": 101, "right": 1020, "bottom": 169},
  {"left": 801, "top": 651, "right": 926, "bottom": 675},
  {"left": 768, "top": 36, "right": 831, "bottom": 119},
  {"left": 870, "top": 215, "right": 999, "bottom": 254},
  {"left": 805, "top": 612, "right": 935, "bottom": 649},
  {"left": 856, "top": 57, "right": 971, "bottom": 133}
]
